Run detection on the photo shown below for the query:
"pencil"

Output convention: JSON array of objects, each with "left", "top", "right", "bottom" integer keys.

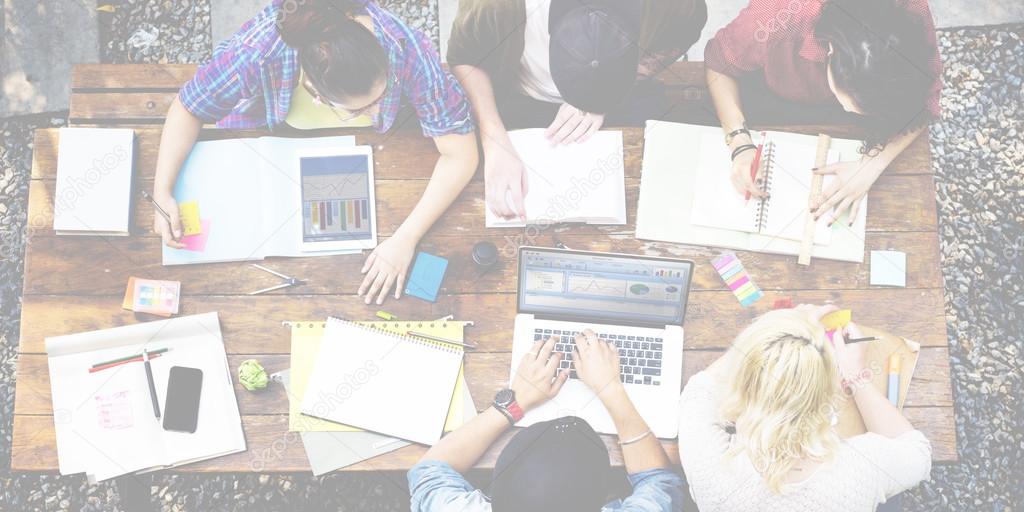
[
  {"left": 408, "top": 330, "right": 475, "bottom": 349},
  {"left": 92, "top": 347, "right": 170, "bottom": 369},
  {"left": 89, "top": 352, "right": 165, "bottom": 373},
  {"left": 141, "top": 190, "right": 179, "bottom": 240}
]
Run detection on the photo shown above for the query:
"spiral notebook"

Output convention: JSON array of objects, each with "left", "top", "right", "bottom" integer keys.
[
  {"left": 300, "top": 317, "right": 464, "bottom": 445},
  {"left": 689, "top": 131, "right": 838, "bottom": 244}
]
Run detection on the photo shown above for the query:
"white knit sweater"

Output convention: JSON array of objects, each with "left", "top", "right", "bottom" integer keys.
[{"left": 678, "top": 372, "right": 932, "bottom": 512}]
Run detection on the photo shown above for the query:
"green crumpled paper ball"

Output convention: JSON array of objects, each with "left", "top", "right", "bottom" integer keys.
[{"left": 238, "top": 359, "right": 268, "bottom": 391}]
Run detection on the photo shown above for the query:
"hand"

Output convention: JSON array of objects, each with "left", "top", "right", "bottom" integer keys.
[
  {"left": 810, "top": 158, "right": 885, "bottom": 226},
  {"left": 512, "top": 337, "right": 570, "bottom": 411},
  {"left": 834, "top": 322, "right": 870, "bottom": 383},
  {"left": 151, "top": 192, "right": 185, "bottom": 249},
  {"left": 545, "top": 103, "right": 605, "bottom": 145},
  {"left": 571, "top": 330, "right": 623, "bottom": 399},
  {"left": 358, "top": 233, "right": 417, "bottom": 305},
  {"left": 483, "top": 139, "right": 529, "bottom": 220},
  {"left": 728, "top": 139, "right": 764, "bottom": 199}
]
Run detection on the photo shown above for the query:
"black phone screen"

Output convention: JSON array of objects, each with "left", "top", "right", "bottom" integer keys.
[{"left": 163, "top": 366, "right": 203, "bottom": 433}]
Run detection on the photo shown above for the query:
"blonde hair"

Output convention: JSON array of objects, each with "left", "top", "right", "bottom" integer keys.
[{"left": 720, "top": 308, "right": 840, "bottom": 493}]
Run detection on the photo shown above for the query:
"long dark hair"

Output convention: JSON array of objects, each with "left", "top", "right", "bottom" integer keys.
[
  {"left": 277, "top": 0, "right": 388, "bottom": 102},
  {"left": 815, "top": 0, "right": 936, "bottom": 151}
]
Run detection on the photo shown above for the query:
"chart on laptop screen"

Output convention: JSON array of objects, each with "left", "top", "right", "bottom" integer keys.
[
  {"left": 300, "top": 154, "right": 373, "bottom": 243},
  {"left": 520, "top": 250, "right": 692, "bottom": 325}
]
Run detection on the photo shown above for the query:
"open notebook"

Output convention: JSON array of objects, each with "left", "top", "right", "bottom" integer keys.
[
  {"left": 486, "top": 129, "right": 626, "bottom": 227},
  {"left": 46, "top": 312, "right": 244, "bottom": 482},
  {"left": 637, "top": 121, "right": 867, "bottom": 263},
  {"left": 690, "top": 131, "right": 839, "bottom": 244},
  {"left": 836, "top": 325, "right": 921, "bottom": 438},
  {"left": 300, "top": 318, "right": 464, "bottom": 445}
]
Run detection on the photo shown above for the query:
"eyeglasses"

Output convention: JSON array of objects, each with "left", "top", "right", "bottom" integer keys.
[{"left": 302, "top": 78, "right": 388, "bottom": 121}]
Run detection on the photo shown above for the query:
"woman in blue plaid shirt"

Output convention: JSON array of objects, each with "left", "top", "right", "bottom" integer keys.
[{"left": 152, "top": 0, "right": 477, "bottom": 303}]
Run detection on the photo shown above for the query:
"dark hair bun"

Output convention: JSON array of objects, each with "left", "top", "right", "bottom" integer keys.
[{"left": 277, "top": 0, "right": 361, "bottom": 48}]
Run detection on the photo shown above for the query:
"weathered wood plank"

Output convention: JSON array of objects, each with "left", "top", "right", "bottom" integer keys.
[
  {"left": 17, "top": 288, "right": 948, "bottom": 355},
  {"left": 70, "top": 92, "right": 177, "bottom": 122},
  {"left": 20, "top": 230, "right": 943, "bottom": 297},
  {"left": 72, "top": 64, "right": 199, "bottom": 90},
  {"left": 13, "top": 346, "right": 953, "bottom": 416},
  {"left": 10, "top": 403, "right": 958, "bottom": 472}
]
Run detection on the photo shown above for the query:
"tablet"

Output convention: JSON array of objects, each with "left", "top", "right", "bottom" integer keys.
[{"left": 298, "top": 146, "right": 378, "bottom": 252}]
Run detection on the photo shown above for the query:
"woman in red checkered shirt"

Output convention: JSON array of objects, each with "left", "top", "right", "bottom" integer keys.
[{"left": 705, "top": 0, "right": 942, "bottom": 226}]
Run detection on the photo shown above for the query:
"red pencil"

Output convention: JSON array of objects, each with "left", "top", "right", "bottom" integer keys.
[
  {"left": 745, "top": 143, "right": 764, "bottom": 204},
  {"left": 89, "top": 352, "right": 164, "bottom": 373}
]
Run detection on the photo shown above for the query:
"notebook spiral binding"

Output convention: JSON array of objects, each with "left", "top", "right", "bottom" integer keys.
[
  {"left": 324, "top": 317, "right": 464, "bottom": 354},
  {"left": 753, "top": 142, "right": 776, "bottom": 232}
]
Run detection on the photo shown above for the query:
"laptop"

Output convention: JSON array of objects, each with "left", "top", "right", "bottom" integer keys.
[{"left": 510, "top": 247, "right": 694, "bottom": 439}]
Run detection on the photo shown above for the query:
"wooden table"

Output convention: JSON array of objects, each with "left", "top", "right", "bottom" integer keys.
[{"left": 12, "top": 64, "right": 957, "bottom": 475}]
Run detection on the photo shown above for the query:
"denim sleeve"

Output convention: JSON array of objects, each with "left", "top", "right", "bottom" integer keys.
[
  {"left": 407, "top": 460, "right": 491, "bottom": 512},
  {"left": 604, "top": 468, "right": 685, "bottom": 512}
]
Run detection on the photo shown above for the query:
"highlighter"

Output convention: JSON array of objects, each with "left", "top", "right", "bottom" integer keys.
[{"left": 887, "top": 353, "right": 901, "bottom": 406}]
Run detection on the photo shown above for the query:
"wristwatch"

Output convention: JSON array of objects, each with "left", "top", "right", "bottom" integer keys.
[
  {"left": 492, "top": 388, "right": 524, "bottom": 425},
  {"left": 724, "top": 125, "right": 750, "bottom": 146}
]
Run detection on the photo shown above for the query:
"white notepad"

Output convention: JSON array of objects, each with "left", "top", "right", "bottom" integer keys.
[
  {"left": 53, "top": 128, "right": 135, "bottom": 236},
  {"left": 485, "top": 129, "right": 626, "bottom": 227},
  {"left": 300, "top": 318, "right": 464, "bottom": 445}
]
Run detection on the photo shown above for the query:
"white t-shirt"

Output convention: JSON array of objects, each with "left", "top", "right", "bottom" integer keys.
[
  {"left": 678, "top": 371, "right": 933, "bottom": 512},
  {"left": 519, "top": 0, "right": 562, "bottom": 103}
]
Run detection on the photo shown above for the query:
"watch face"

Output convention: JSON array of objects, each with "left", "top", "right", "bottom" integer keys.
[{"left": 494, "top": 388, "right": 515, "bottom": 407}]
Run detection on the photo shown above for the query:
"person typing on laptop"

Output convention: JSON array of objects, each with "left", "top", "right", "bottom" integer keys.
[{"left": 408, "top": 333, "right": 684, "bottom": 512}]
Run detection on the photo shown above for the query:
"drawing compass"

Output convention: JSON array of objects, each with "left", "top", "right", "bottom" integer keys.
[{"left": 248, "top": 264, "right": 306, "bottom": 295}]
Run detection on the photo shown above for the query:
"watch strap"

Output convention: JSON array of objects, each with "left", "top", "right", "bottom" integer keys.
[{"left": 505, "top": 401, "right": 524, "bottom": 423}]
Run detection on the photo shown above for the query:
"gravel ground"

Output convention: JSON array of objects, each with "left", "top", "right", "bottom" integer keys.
[{"left": 1, "top": 4, "right": 1022, "bottom": 510}]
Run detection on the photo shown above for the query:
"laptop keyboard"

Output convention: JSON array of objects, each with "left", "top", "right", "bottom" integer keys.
[{"left": 534, "top": 328, "right": 663, "bottom": 386}]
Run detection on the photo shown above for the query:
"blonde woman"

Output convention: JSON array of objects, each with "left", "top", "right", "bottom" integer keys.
[{"left": 678, "top": 305, "right": 931, "bottom": 511}]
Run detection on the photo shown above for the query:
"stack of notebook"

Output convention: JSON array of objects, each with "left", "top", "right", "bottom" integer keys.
[
  {"left": 279, "top": 317, "right": 475, "bottom": 475},
  {"left": 53, "top": 128, "right": 135, "bottom": 236}
]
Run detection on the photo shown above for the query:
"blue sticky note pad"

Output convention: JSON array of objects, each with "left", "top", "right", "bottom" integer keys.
[
  {"left": 870, "top": 250, "right": 907, "bottom": 287},
  {"left": 405, "top": 252, "right": 448, "bottom": 302}
]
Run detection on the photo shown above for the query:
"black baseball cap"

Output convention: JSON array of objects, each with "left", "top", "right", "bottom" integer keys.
[
  {"left": 489, "top": 416, "right": 612, "bottom": 512},
  {"left": 549, "top": 0, "right": 644, "bottom": 114}
]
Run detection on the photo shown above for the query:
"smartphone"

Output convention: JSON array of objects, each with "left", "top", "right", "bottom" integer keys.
[{"left": 162, "top": 366, "right": 203, "bottom": 433}]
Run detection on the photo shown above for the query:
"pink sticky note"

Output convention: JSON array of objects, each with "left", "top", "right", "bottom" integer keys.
[{"left": 181, "top": 219, "right": 211, "bottom": 252}]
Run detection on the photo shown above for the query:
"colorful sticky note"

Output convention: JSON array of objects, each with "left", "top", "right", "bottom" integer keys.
[
  {"left": 181, "top": 219, "right": 211, "bottom": 252},
  {"left": 821, "top": 309, "right": 852, "bottom": 331},
  {"left": 178, "top": 201, "right": 202, "bottom": 236},
  {"left": 405, "top": 252, "right": 449, "bottom": 302},
  {"left": 712, "top": 252, "right": 763, "bottom": 308},
  {"left": 128, "top": 278, "right": 181, "bottom": 317},
  {"left": 870, "top": 250, "right": 906, "bottom": 287}
]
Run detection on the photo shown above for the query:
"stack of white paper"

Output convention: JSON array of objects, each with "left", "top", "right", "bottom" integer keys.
[
  {"left": 46, "top": 312, "right": 245, "bottom": 482},
  {"left": 53, "top": 128, "right": 135, "bottom": 236},
  {"left": 486, "top": 129, "right": 627, "bottom": 227}
]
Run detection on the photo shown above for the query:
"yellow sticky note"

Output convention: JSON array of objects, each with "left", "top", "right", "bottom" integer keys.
[
  {"left": 178, "top": 201, "right": 202, "bottom": 236},
  {"left": 822, "top": 309, "right": 852, "bottom": 331}
]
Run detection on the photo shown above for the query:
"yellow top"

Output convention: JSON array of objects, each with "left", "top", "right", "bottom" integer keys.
[{"left": 285, "top": 70, "right": 374, "bottom": 130}]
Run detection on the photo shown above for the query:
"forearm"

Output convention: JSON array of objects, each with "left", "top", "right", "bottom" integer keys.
[
  {"left": 601, "top": 385, "right": 670, "bottom": 474},
  {"left": 420, "top": 406, "right": 511, "bottom": 473},
  {"left": 707, "top": 68, "right": 747, "bottom": 134},
  {"left": 153, "top": 97, "right": 203, "bottom": 198},
  {"left": 852, "top": 383, "right": 915, "bottom": 438},
  {"left": 868, "top": 125, "right": 925, "bottom": 170},
  {"left": 394, "top": 133, "right": 478, "bottom": 240},
  {"left": 451, "top": 65, "right": 509, "bottom": 145}
]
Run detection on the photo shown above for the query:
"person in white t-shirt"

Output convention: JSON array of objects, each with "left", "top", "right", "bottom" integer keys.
[
  {"left": 678, "top": 304, "right": 932, "bottom": 512},
  {"left": 447, "top": 0, "right": 706, "bottom": 221}
]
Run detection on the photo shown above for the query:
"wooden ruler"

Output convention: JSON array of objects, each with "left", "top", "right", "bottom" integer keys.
[{"left": 798, "top": 134, "right": 832, "bottom": 266}]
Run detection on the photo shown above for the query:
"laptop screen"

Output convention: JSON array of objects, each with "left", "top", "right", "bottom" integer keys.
[{"left": 518, "top": 248, "right": 693, "bottom": 326}]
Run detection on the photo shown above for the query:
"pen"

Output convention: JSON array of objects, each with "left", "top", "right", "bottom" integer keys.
[
  {"left": 887, "top": 353, "right": 901, "bottom": 406},
  {"left": 92, "top": 347, "right": 170, "bottom": 369},
  {"left": 408, "top": 331, "right": 475, "bottom": 349},
  {"left": 90, "top": 352, "right": 165, "bottom": 373},
  {"left": 143, "top": 349, "right": 161, "bottom": 418},
  {"left": 846, "top": 336, "right": 879, "bottom": 344},
  {"left": 141, "top": 190, "right": 178, "bottom": 240},
  {"left": 745, "top": 143, "right": 764, "bottom": 205}
]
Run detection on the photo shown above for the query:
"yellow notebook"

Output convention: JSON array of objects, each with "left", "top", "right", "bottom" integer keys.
[{"left": 287, "top": 319, "right": 472, "bottom": 433}]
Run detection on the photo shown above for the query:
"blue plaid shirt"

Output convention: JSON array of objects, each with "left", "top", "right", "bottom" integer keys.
[
  {"left": 178, "top": 0, "right": 474, "bottom": 137},
  {"left": 408, "top": 460, "right": 686, "bottom": 512}
]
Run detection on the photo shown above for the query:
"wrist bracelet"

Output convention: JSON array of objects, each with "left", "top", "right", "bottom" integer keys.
[
  {"left": 724, "top": 126, "right": 750, "bottom": 145},
  {"left": 619, "top": 429, "right": 653, "bottom": 446},
  {"left": 731, "top": 144, "right": 757, "bottom": 161}
]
